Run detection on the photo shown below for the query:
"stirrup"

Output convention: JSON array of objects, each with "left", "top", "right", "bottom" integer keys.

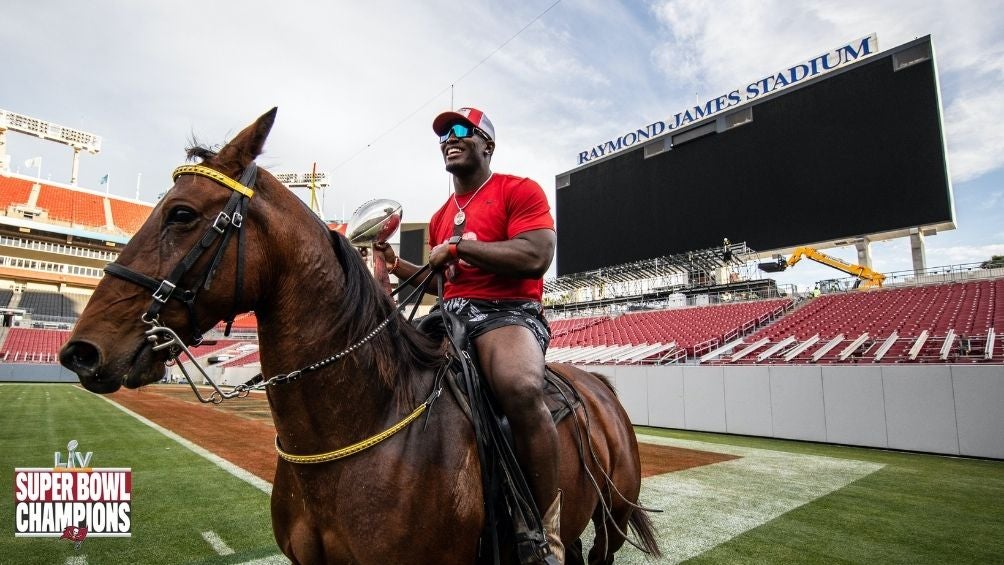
[
  {"left": 514, "top": 491, "right": 564, "bottom": 564},
  {"left": 514, "top": 531, "right": 551, "bottom": 565}
]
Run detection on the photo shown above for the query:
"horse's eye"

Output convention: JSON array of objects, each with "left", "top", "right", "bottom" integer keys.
[{"left": 166, "top": 207, "right": 199, "bottom": 225}]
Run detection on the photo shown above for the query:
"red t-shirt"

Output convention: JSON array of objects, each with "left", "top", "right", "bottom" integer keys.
[{"left": 429, "top": 173, "right": 554, "bottom": 301}]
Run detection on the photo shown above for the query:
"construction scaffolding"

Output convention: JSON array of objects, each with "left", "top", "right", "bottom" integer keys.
[{"left": 544, "top": 241, "right": 763, "bottom": 313}]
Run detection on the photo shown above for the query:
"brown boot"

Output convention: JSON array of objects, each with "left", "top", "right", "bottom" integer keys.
[{"left": 542, "top": 490, "right": 564, "bottom": 564}]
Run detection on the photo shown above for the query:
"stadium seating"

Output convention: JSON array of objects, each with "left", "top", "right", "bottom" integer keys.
[
  {"left": 548, "top": 316, "right": 606, "bottom": 339},
  {"left": 722, "top": 279, "right": 1002, "bottom": 364},
  {"left": 0, "top": 289, "right": 12, "bottom": 308},
  {"left": 19, "top": 290, "right": 82, "bottom": 319},
  {"left": 211, "top": 312, "right": 258, "bottom": 333},
  {"left": 189, "top": 340, "right": 243, "bottom": 358},
  {"left": 1, "top": 174, "right": 152, "bottom": 235},
  {"left": 0, "top": 176, "right": 34, "bottom": 210},
  {"left": 222, "top": 350, "right": 261, "bottom": 367},
  {"left": 63, "top": 292, "right": 91, "bottom": 317},
  {"left": 35, "top": 185, "right": 106, "bottom": 228},
  {"left": 548, "top": 298, "right": 792, "bottom": 363},
  {"left": 109, "top": 199, "right": 152, "bottom": 234},
  {"left": 0, "top": 328, "right": 70, "bottom": 363}
]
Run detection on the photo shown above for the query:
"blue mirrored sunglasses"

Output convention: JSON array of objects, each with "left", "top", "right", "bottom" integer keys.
[{"left": 439, "top": 123, "right": 489, "bottom": 143}]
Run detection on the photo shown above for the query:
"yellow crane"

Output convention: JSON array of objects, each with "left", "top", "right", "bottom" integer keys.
[{"left": 784, "top": 246, "right": 886, "bottom": 289}]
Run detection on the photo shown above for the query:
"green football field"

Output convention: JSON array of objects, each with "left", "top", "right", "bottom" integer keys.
[
  {"left": 0, "top": 383, "right": 279, "bottom": 564},
  {"left": 1, "top": 383, "right": 1002, "bottom": 564}
]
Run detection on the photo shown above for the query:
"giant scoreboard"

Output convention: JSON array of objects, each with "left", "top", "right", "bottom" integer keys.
[{"left": 555, "top": 35, "right": 954, "bottom": 276}]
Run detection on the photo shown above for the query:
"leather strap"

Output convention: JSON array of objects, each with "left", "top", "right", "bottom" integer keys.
[{"left": 104, "top": 162, "right": 256, "bottom": 342}]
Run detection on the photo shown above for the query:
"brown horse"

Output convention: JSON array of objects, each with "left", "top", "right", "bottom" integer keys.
[{"left": 59, "top": 109, "right": 659, "bottom": 564}]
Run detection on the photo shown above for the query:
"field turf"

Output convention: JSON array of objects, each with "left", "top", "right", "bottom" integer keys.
[
  {"left": 637, "top": 426, "right": 1004, "bottom": 564},
  {"left": 0, "top": 384, "right": 279, "bottom": 564},
  {"left": 1, "top": 383, "right": 1002, "bottom": 564}
]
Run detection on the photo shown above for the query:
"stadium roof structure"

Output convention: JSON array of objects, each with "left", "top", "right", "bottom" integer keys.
[{"left": 545, "top": 241, "right": 752, "bottom": 295}]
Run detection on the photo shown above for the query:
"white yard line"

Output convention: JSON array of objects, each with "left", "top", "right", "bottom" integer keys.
[
  {"left": 236, "top": 556, "right": 292, "bottom": 564},
  {"left": 585, "top": 434, "right": 884, "bottom": 564},
  {"left": 94, "top": 392, "right": 272, "bottom": 495},
  {"left": 95, "top": 392, "right": 291, "bottom": 563},
  {"left": 202, "top": 531, "right": 236, "bottom": 556}
]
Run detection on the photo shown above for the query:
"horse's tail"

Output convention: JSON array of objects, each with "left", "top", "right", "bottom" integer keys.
[
  {"left": 588, "top": 369, "right": 660, "bottom": 557},
  {"left": 628, "top": 506, "right": 661, "bottom": 557}
]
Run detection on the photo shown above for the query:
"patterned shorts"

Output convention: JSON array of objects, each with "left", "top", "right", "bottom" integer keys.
[{"left": 440, "top": 298, "right": 552, "bottom": 354}]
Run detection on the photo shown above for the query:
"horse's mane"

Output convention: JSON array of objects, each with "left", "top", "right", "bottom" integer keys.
[
  {"left": 186, "top": 142, "right": 444, "bottom": 403},
  {"left": 326, "top": 229, "right": 446, "bottom": 403}
]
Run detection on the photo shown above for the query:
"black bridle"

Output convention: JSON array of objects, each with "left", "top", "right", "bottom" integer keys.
[
  {"left": 104, "top": 162, "right": 257, "bottom": 344},
  {"left": 101, "top": 160, "right": 436, "bottom": 404}
]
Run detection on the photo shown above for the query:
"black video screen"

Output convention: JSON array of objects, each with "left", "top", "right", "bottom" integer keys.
[{"left": 557, "top": 42, "right": 952, "bottom": 275}]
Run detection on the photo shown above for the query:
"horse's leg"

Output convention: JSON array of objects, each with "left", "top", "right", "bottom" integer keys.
[
  {"left": 566, "top": 538, "right": 585, "bottom": 565},
  {"left": 586, "top": 500, "right": 631, "bottom": 565}
]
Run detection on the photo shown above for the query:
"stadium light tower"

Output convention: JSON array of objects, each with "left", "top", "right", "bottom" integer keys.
[
  {"left": 0, "top": 108, "right": 102, "bottom": 185},
  {"left": 274, "top": 164, "right": 330, "bottom": 217}
]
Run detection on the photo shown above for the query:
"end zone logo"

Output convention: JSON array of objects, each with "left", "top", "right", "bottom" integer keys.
[{"left": 14, "top": 440, "right": 131, "bottom": 543}]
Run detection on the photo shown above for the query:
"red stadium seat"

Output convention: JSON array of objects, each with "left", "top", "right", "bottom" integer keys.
[
  {"left": 0, "top": 176, "right": 34, "bottom": 210},
  {"left": 35, "top": 184, "right": 107, "bottom": 228},
  {"left": 0, "top": 328, "right": 71, "bottom": 364},
  {"left": 109, "top": 199, "right": 153, "bottom": 235},
  {"left": 734, "top": 279, "right": 1003, "bottom": 364}
]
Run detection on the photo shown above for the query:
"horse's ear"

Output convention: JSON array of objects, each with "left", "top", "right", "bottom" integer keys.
[{"left": 216, "top": 107, "right": 278, "bottom": 169}]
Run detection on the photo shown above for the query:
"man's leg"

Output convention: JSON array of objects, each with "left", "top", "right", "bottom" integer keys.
[{"left": 474, "top": 325, "right": 561, "bottom": 560}]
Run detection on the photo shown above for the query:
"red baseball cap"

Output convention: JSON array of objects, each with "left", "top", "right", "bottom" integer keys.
[{"left": 432, "top": 107, "right": 495, "bottom": 141}]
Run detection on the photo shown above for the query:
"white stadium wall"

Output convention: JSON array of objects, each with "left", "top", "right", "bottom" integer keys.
[
  {"left": 576, "top": 364, "right": 1004, "bottom": 459},
  {"left": 0, "top": 363, "right": 78, "bottom": 382}
]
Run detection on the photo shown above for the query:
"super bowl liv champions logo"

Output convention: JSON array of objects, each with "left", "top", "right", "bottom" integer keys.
[{"left": 14, "top": 440, "right": 132, "bottom": 547}]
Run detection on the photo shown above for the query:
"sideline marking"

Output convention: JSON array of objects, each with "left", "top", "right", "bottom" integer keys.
[
  {"left": 585, "top": 434, "right": 884, "bottom": 564},
  {"left": 65, "top": 556, "right": 87, "bottom": 565},
  {"left": 236, "top": 556, "right": 291, "bottom": 564},
  {"left": 94, "top": 392, "right": 273, "bottom": 495},
  {"left": 96, "top": 392, "right": 291, "bottom": 563},
  {"left": 202, "top": 531, "right": 235, "bottom": 556}
]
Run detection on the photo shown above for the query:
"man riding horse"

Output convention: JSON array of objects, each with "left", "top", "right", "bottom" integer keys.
[{"left": 375, "top": 107, "right": 562, "bottom": 563}]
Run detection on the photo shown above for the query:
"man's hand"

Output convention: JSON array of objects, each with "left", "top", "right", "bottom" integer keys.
[
  {"left": 428, "top": 242, "right": 456, "bottom": 270},
  {"left": 373, "top": 242, "right": 396, "bottom": 264}
]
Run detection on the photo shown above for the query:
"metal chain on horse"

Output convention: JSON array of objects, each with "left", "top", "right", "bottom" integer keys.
[
  {"left": 234, "top": 263, "right": 435, "bottom": 392},
  {"left": 141, "top": 315, "right": 251, "bottom": 404},
  {"left": 161, "top": 262, "right": 436, "bottom": 403}
]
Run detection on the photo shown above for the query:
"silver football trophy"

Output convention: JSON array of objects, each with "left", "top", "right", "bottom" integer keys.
[
  {"left": 347, "top": 199, "right": 402, "bottom": 247},
  {"left": 347, "top": 199, "right": 403, "bottom": 282}
]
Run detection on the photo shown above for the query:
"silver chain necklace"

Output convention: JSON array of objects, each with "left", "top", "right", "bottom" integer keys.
[{"left": 452, "top": 173, "right": 493, "bottom": 226}]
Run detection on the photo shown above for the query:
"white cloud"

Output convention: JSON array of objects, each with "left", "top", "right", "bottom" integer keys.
[
  {"left": 943, "top": 83, "right": 1004, "bottom": 182},
  {"left": 927, "top": 243, "right": 1004, "bottom": 264}
]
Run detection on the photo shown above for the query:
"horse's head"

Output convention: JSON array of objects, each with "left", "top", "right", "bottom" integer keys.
[{"left": 60, "top": 109, "right": 282, "bottom": 393}]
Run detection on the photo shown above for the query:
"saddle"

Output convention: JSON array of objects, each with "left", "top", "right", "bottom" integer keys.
[
  {"left": 416, "top": 310, "right": 579, "bottom": 564},
  {"left": 416, "top": 312, "right": 580, "bottom": 425}
]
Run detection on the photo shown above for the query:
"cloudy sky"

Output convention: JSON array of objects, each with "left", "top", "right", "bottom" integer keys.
[{"left": 2, "top": 0, "right": 1002, "bottom": 288}]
